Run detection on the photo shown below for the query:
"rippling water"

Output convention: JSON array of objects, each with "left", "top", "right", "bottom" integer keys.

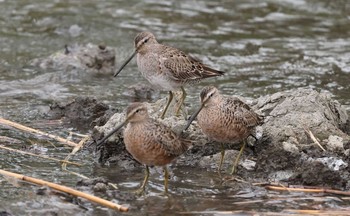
[{"left": 0, "top": 0, "right": 350, "bottom": 215}]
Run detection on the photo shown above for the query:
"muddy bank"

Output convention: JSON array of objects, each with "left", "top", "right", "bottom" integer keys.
[
  {"left": 83, "top": 88, "right": 350, "bottom": 191},
  {"left": 253, "top": 89, "right": 349, "bottom": 189},
  {"left": 47, "top": 97, "right": 117, "bottom": 132},
  {"left": 47, "top": 88, "right": 350, "bottom": 190}
]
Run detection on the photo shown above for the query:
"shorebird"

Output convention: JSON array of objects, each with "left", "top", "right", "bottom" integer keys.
[
  {"left": 183, "top": 86, "right": 263, "bottom": 175},
  {"left": 96, "top": 102, "right": 191, "bottom": 194},
  {"left": 114, "top": 31, "right": 225, "bottom": 119}
]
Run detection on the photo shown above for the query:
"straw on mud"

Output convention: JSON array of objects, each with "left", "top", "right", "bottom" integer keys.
[
  {"left": 252, "top": 181, "right": 286, "bottom": 187},
  {"left": 68, "top": 131, "right": 88, "bottom": 138},
  {"left": 266, "top": 185, "right": 350, "bottom": 196},
  {"left": 62, "top": 136, "right": 90, "bottom": 179},
  {"left": 0, "top": 169, "right": 129, "bottom": 212},
  {"left": 283, "top": 209, "right": 350, "bottom": 215},
  {"left": 0, "top": 135, "right": 22, "bottom": 144},
  {"left": 179, "top": 210, "right": 350, "bottom": 215},
  {"left": 304, "top": 127, "right": 326, "bottom": 151},
  {"left": 0, "top": 145, "right": 81, "bottom": 166},
  {"left": 178, "top": 210, "right": 264, "bottom": 215},
  {"left": 0, "top": 118, "right": 78, "bottom": 147},
  {"left": 61, "top": 136, "right": 119, "bottom": 189},
  {"left": 232, "top": 195, "right": 342, "bottom": 205}
]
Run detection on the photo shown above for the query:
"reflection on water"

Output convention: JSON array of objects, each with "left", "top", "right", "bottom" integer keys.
[{"left": 0, "top": 0, "right": 350, "bottom": 215}]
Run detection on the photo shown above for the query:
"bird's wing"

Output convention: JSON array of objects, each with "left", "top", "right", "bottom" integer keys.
[
  {"left": 148, "top": 119, "right": 190, "bottom": 157},
  {"left": 158, "top": 46, "right": 224, "bottom": 83},
  {"left": 225, "top": 97, "right": 263, "bottom": 128}
]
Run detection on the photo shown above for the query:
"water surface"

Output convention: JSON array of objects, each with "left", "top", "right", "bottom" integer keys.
[{"left": 1, "top": 0, "right": 350, "bottom": 215}]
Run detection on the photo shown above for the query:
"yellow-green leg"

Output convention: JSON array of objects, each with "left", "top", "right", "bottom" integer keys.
[
  {"left": 175, "top": 87, "right": 187, "bottom": 117},
  {"left": 135, "top": 165, "right": 150, "bottom": 195},
  {"left": 160, "top": 91, "right": 173, "bottom": 119},
  {"left": 231, "top": 140, "right": 247, "bottom": 175},
  {"left": 218, "top": 143, "right": 225, "bottom": 177},
  {"left": 163, "top": 166, "right": 169, "bottom": 194}
]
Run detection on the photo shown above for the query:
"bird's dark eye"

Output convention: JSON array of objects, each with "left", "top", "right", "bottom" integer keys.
[
  {"left": 136, "top": 109, "right": 140, "bottom": 113},
  {"left": 144, "top": 38, "right": 148, "bottom": 43},
  {"left": 209, "top": 93, "right": 213, "bottom": 98}
]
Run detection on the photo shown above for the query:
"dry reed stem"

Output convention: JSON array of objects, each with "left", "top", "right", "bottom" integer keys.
[
  {"left": 0, "top": 169, "right": 129, "bottom": 212},
  {"left": 266, "top": 185, "right": 350, "bottom": 196},
  {"left": 0, "top": 145, "right": 81, "bottom": 166},
  {"left": 0, "top": 118, "right": 77, "bottom": 147},
  {"left": 62, "top": 136, "right": 90, "bottom": 179},
  {"left": 61, "top": 136, "right": 119, "bottom": 189},
  {"left": 179, "top": 210, "right": 350, "bottom": 215},
  {"left": 304, "top": 127, "right": 326, "bottom": 151}
]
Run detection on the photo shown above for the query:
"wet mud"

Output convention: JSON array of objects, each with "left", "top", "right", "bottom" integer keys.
[
  {"left": 30, "top": 43, "right": 116, "bottom": 74},
  {"left": 83, "top": 88, "right": 350, "bottom": 192},
  {"left": 47, "top": 97, "right": 116, "bottom": 132}
]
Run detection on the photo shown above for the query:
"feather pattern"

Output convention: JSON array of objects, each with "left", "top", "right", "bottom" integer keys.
[
  {"left": 123, "top": 103, "right": 191, "bottom": 166},
  {"left": 134, "top": 32, "right": 224, "bottom": 90},
  {"left": 196, "top": 86, "right": 263, "bottom": 143}
]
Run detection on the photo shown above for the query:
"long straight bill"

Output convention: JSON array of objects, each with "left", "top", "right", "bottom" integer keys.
[
  {"left": 96, "top": 121, "right": 127, "bottom": 146},
  {"left": 113, "top": 51, "right": 137, "bottom": 77},
  {"left": 182, "top": 104, "right": 204, "bottom": 131}
]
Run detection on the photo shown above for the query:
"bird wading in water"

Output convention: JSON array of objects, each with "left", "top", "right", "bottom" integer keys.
[
  {"left": 183, "top": 86, "right": 263, "bottom": 176},
  {"left": 97, "top": 102, "right": 191, "bottom": 194}
]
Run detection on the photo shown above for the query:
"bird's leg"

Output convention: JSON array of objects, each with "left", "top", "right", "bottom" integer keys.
[
  {"left": 135, "top": 165, "right": 150, "bottom": 195},
  {"left": 218, "top": 143, "right": 225, "bottom": 177},
  {"left": 231, "top": 140, "right": 247, "bottom": 175},
  {"left": 175, "top": 87, "right": 187, "bottom": 118},
  {"left": 160, "top": 91, "right": 173, "bottom": 119},
  {"left": 163, "top": 166, "right": 169, "bottom": 194}
]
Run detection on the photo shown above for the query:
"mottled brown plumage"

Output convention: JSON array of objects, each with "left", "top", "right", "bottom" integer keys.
[
  {"left": 97, "top": 102, "right": 191, "bottom": 194},
  {"left": 115, "top": 31, "right": 225, "bottom": 119},
  {"left": 124, "top": 103, "right": 190, "bottom": 167},
  {"left": 184, "top": 86, "right": 263, "bottom": 175}
]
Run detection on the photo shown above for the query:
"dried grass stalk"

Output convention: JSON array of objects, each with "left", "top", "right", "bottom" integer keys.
[
  {"left": 0, "top": 145, "right": 81, "bottom": 166},
  {"left": 0, "top": 118, "right": 77, "bottom": 147},
  {"left": 0, "top": 169, "right": 129, "bottom": 212}
]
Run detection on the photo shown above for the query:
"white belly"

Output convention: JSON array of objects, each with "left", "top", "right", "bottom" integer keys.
[
  {"left": 145, "top": 74, "right": 180, "bottom": 91},
  {"left": 137, "top": 53, "right": 180, "bottom": 91}
]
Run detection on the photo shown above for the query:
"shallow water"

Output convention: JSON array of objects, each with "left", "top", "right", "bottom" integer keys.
[{"left": 1, "top": 0, "right": 350, "bottom": 215}]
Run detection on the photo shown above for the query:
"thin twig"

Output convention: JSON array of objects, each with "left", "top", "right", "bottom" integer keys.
[
  {"left": 266, "top": 185, "right": 350, "bottom": 196},
  {"left": 0, "top": 136, "right": 22, "bottom": 144},
  {"left": 0, "top": 169, "right": 129, "bottom": 212},
  {"left": 0, "top": 145, "right": 81, "bottom": 166},
  {"left": 283, "top": 209, "right": 350, "bottom": 215},
  {"left": 0, "top": 118, "right": 78, "bottom": 147},
  {"left": 62, "top": 136, "right": 90, "bottom": 179},
  {"left": 68, "top": 132, "right": 89, "bottom": 138},
  {"left": 179, "top": 209, "right": 350, "bottom": 215},
  {"left": 232, "top": 196, "right": 341, "bottom": 205},
  {"left": 252, "top": 181, "right": 286, "bottom": 187},
  {"left": 61, "top": 136, "right": 119, "bottom": 189},
  {"left": 304, "top": 127, "right": 326, "bottom": 151}
]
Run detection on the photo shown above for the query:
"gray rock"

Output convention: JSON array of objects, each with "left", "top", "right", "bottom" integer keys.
[
  {"left": 315, "top": 157, "right": 348, "bottom": 171},
  {"left": 254, "top": 88, "right": 350, "bottom": 189},
  {"left": 254, "top": 88, "right": 348, "bottom": 147},
  {"left": 282, "top": 141, "right": 299, "bottom": 153},
  {"left": 326, "top": 135, "right": 344, "bottom": 152},
  {"left": 30, "top": 43, "right": 116, "bottom": 74}
]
